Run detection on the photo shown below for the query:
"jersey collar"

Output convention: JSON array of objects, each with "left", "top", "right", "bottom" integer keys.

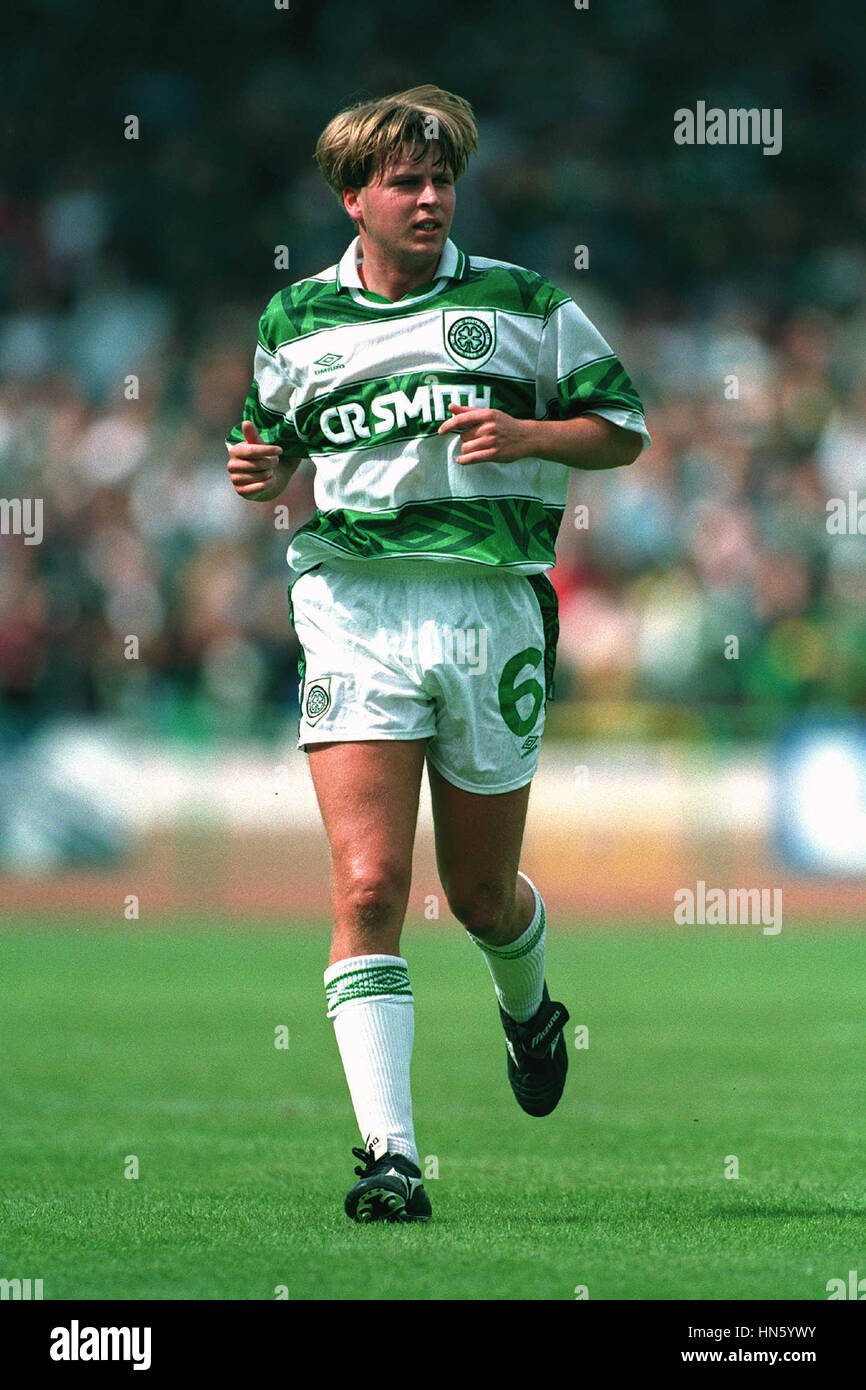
[{"left": 335, "top": 235, "right": 468, "bottom": 300}]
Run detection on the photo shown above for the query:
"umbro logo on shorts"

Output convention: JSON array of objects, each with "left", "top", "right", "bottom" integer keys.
[{"left": 520, "top": 735, "right": 540, "bottom": 757}]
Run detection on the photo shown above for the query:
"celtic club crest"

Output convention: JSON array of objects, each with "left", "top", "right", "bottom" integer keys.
[
  {"left": 442, "top": 309, "right": 496, "bottom": 369},
  {"left": 304, "top": 676, "right": 332, "bottom": 726},
  {"left": 448, "top": 317, "right": 491, "bottom": 359}
]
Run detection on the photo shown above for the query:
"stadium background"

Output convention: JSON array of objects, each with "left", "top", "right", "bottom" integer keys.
[
  {"left": 2, "top": 0, "right": 864, "bottom": 912},
  {"left": 1, "top": 0, "right": 865, "bottom": 1304}
]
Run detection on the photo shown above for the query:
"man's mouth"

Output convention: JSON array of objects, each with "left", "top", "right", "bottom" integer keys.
[{"left": 413, "top": 221, "right": 441, "bottom": 232}]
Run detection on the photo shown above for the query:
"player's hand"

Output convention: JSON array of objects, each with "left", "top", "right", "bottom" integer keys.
[
  {"left": 226, "top": 420, "right": 292, "bottom": 501},
  {"left": 437, "top": 403, "right": 534, "bottom": 465}
]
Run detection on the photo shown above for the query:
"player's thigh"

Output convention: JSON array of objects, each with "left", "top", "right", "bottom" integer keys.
[
  {"left": 427, "top": 758, "right": 531, "bottom": 922},
  {"left": 308, "top": 739, "right": 427, "bottom": 896},
  {"left": 423, "top": 571, "right": 548, "bottom": 796}
]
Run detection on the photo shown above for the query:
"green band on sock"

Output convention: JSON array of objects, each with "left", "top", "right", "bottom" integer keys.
[
  {"left": 325, "top": 962, "right": 413, "bottom": 1013},
  {"left": 472, "top": 898, "right": 546, "bottom": 960}
]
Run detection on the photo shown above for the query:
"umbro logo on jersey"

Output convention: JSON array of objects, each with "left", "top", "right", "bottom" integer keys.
[{"left": 313, "top": 352, "right": 344, "bottom": 375}]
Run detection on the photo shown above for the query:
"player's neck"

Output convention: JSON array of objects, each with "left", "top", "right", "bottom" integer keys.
[{"left": 357, "top": 240, "right": 441, "bottom": 302}]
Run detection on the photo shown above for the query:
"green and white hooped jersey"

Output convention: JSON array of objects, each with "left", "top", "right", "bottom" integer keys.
[{"left": 228, "top": 236, "right": 650, "bottom": 576}]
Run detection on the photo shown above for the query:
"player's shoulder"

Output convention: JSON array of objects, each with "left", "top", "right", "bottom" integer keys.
[
  {"left": 464, "top": 253, "right": 568, "bottom": 320},
  {"left": 257, "top": 263, "right": 341, "bottom": 349}
]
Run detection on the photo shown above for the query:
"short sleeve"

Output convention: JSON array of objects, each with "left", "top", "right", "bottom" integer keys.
[
  {"left": 226, "top": 310, "right": 307, "bottom": 455},
  {"left": 536, "top": 296, "right": 650, "bottom": 453}
]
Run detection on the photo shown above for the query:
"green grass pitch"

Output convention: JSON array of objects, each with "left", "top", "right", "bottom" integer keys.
[{"left": 2, "top": 919, "right": 864, "bottom": 1301}]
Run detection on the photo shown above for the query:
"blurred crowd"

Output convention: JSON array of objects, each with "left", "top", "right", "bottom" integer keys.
[{"left": 1, "top": 0, "right": 864, "bottom": 743}]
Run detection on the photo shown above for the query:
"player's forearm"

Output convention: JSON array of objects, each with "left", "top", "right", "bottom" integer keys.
[{"left": 522, "top": 415, "right": 643, "bottom": 470}]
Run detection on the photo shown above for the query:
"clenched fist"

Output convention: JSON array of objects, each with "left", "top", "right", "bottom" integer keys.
[{"left": 227, "top": 420, "right": 299, "bottom": 501}]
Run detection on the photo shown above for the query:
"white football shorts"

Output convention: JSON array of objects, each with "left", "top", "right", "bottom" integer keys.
[{"left": 288, "top": 557, "right": 558, "bottom": 795}]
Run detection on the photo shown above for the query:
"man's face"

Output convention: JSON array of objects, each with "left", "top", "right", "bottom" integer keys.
[{"left": 344, "top": 142, "right": 455, "bottom": 269}]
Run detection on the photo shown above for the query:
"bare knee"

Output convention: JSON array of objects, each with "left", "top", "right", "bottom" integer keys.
[
  {"left": 334, "top": 856, "right": 411, "bottom": 943},
  {"left": 445, "top": 879, "right": 516, "bottom": 944}
]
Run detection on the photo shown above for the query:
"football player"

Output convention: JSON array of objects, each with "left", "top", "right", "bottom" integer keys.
[{"left": 227, "top": 85, "right": 649, "bottom": 1222}]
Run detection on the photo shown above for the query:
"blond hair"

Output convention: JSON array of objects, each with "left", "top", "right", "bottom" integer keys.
[{"left": 314, "top": 84, "right": 478, "bottom": 197}]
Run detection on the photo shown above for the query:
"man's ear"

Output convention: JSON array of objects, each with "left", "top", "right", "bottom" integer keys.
[{"left": 343, "top": 188, "right": 362, "bottom": 224}]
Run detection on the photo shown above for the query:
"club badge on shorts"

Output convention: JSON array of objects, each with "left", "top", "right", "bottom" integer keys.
[
  {"left": 442, "top": 309, "right": 497, "bottom": 370},
  {"left": 304, "top": 676, "right": 332, "bottom": 726}
]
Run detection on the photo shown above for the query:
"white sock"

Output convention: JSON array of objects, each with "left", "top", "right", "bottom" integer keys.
[
  {"left": 324, "top": 953, "right": 419, "bottom": 1166},
  {"left": 468, "top": 873, "right": 547, "bottom": 1023}
]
